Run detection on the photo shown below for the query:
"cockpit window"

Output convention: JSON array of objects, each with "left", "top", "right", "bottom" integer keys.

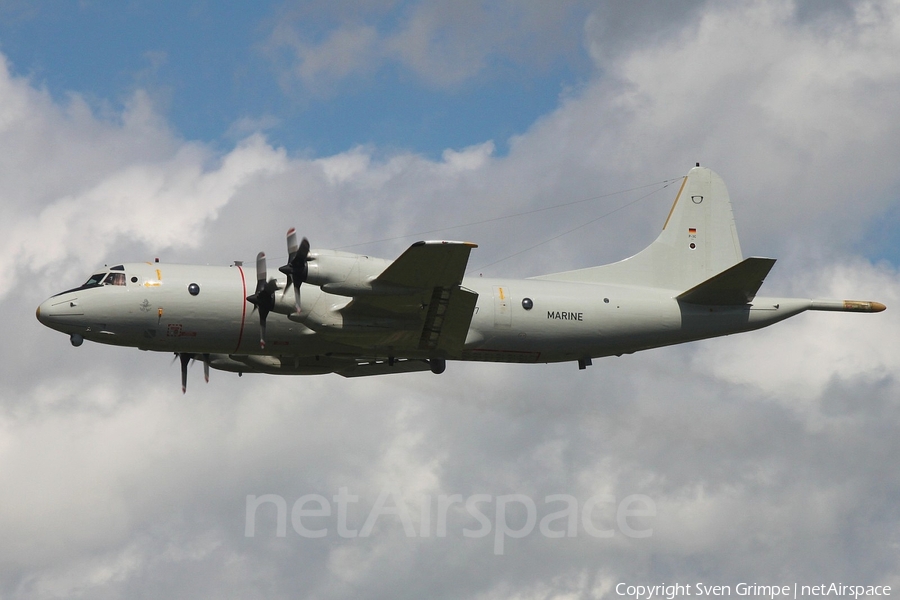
[
  {"left": 83, "top": 273, "right": 107, "bottom": 287},
  {"left": 53, "top": 272, "right": 109, "bottom": 297},
  {"left": 103, "top": 272, "right": 126, "bottom": 286}
]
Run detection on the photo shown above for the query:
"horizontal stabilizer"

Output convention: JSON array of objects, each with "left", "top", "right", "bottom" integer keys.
[{"left": 676, "top": 257, "right": 776, "bottom": 305}]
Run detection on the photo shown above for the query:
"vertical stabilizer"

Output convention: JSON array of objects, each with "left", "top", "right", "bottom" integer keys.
[{"left": 534, "top": 166, "right": 743, "bottom": 290}]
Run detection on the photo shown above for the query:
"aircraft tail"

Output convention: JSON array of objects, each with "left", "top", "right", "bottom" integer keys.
[
  {"left": 676, "top": 257, "right": 775, "bottom": 305},
  {"left": 534, "top": 166, "right": 744, "bottom": 291}
]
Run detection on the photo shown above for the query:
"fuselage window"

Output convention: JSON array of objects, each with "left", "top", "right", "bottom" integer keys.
[{"left": 104, "top": 272, "right": 126, "bottom": 286}]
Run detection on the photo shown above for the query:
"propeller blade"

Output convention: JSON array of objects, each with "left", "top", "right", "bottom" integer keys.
[
  {"left": 246, "top": 252, "right": 266, "bottom": 306},
  {"left": 281, "top": 228, "right": 300, "bottom": 298},
  {"left": 246, "top": 251, "right": 275, "bottom": 349},
  {"left": 179, "top": 352, "right": 193, "bottom": 393},
  {"left": 286, "top": 228, "right": 299, "bottom": 263},
  {"left": 297, "top": 237, "right": 310, "bottom": 273},
  {"left": 259, "top": 317, "right": 268, "bottom": 349},
  {"left": 202, "top": 353, "right": 210, "bottom": 383},
  {"left": 279, "top": 233, "right": 310, "bottom": 313},
  {"left": 294, "top": 237, "right": 309, "bottom": 312},
  {"left": 255, "top": 251, "right": 267, "bottom": 288}
]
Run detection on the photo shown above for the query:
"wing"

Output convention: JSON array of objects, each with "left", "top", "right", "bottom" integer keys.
[{"left": 337, "top": 241, "right": 479, "bottom": 358}]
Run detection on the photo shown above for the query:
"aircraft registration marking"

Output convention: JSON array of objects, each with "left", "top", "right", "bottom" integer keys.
[{"left": 166, "top": 323, "right": 197, "bottom": 337}]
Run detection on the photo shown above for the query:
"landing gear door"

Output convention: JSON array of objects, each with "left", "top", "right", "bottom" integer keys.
[{"left": 492, "top": 286, "right": 511, "bottom": 328}]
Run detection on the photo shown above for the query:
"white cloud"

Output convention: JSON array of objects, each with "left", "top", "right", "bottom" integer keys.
[
  {"left": 589, "top": 0, "right": 900, "bottom": 250},
  {"left": 6, "top": 0, "right": 900, "bottom": 597},
  {"left": 0, "top": 63, "right": 289, "bottom": 298},
  {"left": 695, "top": 259, "right": 899, "bottom": 408}
]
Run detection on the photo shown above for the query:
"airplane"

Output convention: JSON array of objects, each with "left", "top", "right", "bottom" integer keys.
[{"left": 36, "top": 165, "right": 885, "bottom": 392}]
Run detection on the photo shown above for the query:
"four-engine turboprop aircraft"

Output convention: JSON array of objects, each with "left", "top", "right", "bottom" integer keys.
[{"left": 36, "top": 166, "right": 885, "bottom": 391}]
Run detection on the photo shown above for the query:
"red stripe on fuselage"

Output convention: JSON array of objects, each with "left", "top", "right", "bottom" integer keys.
[{"left": 235, "top": 265, "right": 247, "bottom": 353}]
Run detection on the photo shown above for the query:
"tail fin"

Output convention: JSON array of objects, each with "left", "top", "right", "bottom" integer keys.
[{"left": 534, "top": 166, "right": 743, "bottom": 290}]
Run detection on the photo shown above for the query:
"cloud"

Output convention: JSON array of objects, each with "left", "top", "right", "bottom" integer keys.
[
  {"left": 5, "top": 0, "right": 900, "bottom": 597},
  {"left": 695, "top": 259, "right": 899, "bottom": 408},
  {"left": 506, "top": 0, "right": 900, "bottom": 265},
  {"left": 264, "top": 0, "right": 591, "bottom": 93},
  {"left": 268, "top": 22, "right": 381, "bottom": 93},
  {"left": 0, "top": 58, "right": 289, "bottom": 299}
]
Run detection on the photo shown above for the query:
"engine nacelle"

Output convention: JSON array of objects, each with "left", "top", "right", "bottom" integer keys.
[{"left": 305, "top": 250, "right": 391, "bottom": 294}]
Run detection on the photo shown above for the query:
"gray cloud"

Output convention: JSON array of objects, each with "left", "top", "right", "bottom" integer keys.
[
  {"left": 5, "top": 0, "right": 900, "bottom": 597},
  {"left": 264, "top": 0, "right": 592, "bottom": 93}
]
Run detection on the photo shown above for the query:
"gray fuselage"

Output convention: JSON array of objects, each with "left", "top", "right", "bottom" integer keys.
[{"left": 37, "top": 261, "right": 810, "bottom": 367}]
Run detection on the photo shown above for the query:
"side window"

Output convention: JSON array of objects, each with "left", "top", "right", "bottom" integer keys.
[{"left": 104, "top": 272, "right": 126, "bottom": 286}]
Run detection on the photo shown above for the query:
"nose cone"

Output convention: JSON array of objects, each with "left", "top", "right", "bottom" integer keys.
[
  {"left": 36, "top": 293, "right": 85, "bottom": 333},
  {"left": 36, "top": 298, "right": 56, "bottom": 326}
]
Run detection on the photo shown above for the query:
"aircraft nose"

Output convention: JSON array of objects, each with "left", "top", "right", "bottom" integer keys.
[
  {"left": 36, "top": 299, "right": 52, "bottom": 326},
  {"left": 36, "top": 293, "right": 85, "bottom": 330}
]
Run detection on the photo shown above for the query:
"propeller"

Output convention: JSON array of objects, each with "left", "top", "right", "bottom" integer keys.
[
  {"left": 279, "top": 228, "right": 310, "bottom": 313},
  {"left": 246, "top": 251, "right": 278, "bottom": 348},
  {"left": 179, "top": 352, "right": 192, "bottom": 393},
  {"left": 175, "top": 352, "right": 211, "bottom": 393}
]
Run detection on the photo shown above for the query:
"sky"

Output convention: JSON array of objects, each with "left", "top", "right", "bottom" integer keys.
[{"left": 3, "top": 0, "right": 900, "bottom": 598}]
